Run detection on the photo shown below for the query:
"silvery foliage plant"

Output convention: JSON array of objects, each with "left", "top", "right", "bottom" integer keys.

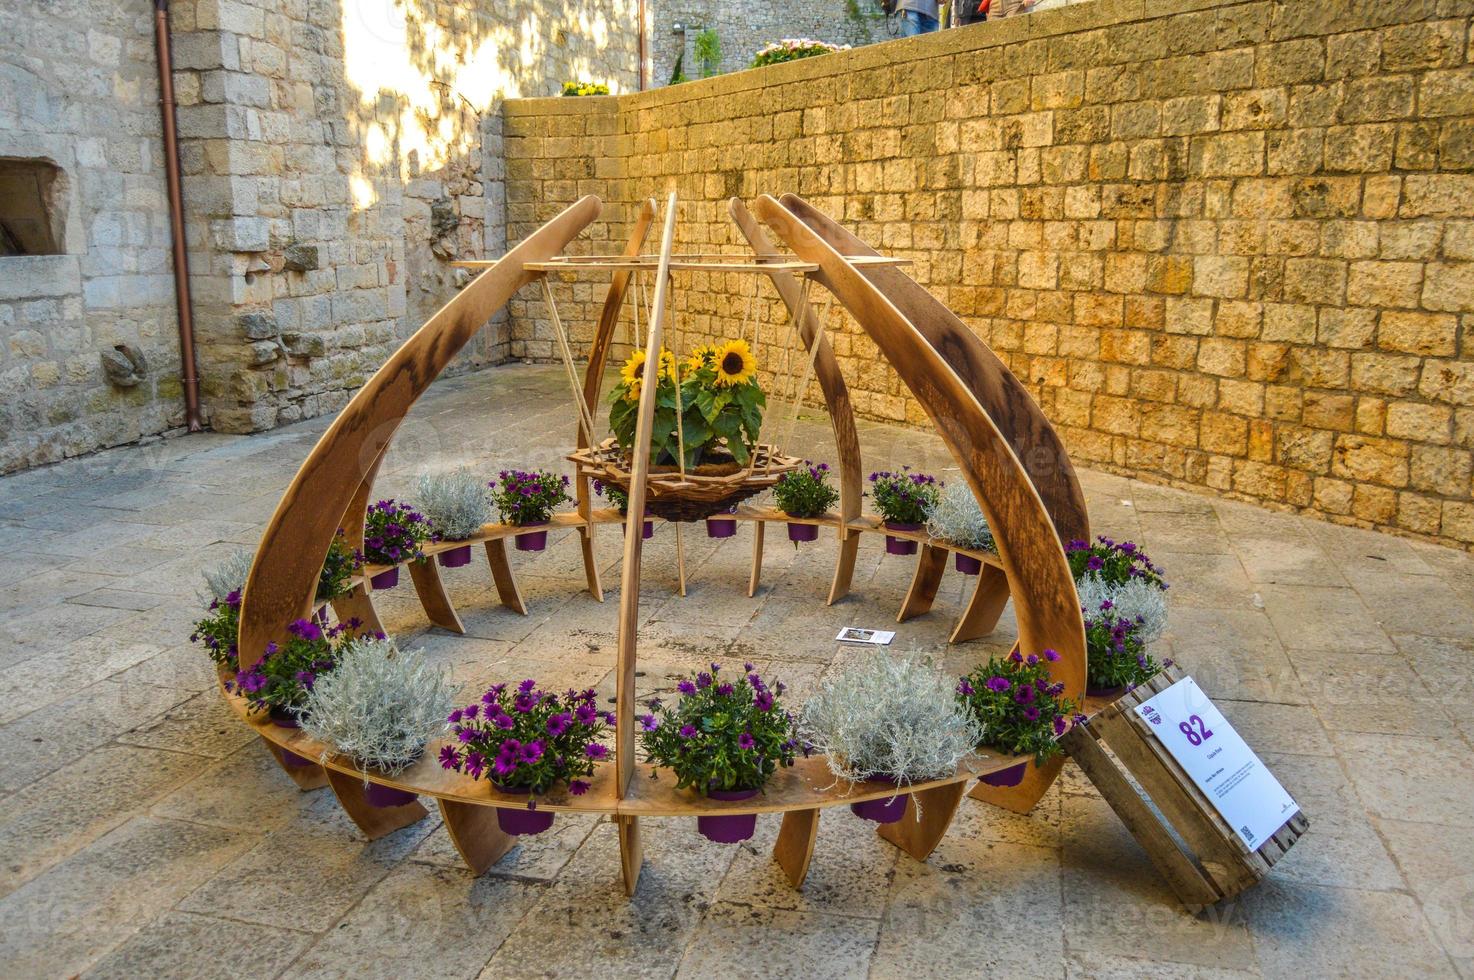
[
  {"left": 416, "top": 467, "right": 493, "bottom": 540},
  {"left": 300, "top": 637, "right": 457, "bottom": 774},
  {"left": 924, "top": 481, "right": 995, "bottom": 551},
  {"left": 1075, "top": 572, "right": 1169, "bottom": 642},
  {"left": 202, "top": 548, "right": 254, "bottom": 601},
  {"left": 801, "top": 652, "right": 983, "bottom": 787}
]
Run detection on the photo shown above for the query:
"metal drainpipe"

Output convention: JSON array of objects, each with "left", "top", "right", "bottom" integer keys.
[
  {"left": 152, "top": 0, "right": 203, "bottom": 432},
  {"left": 638, "top": 0, "right": 648, "bottom": 90}
]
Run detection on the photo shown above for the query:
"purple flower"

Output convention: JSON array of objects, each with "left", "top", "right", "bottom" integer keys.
[
  {"left": 1025, "top": 654, "right": 1038, "bottom": 666},
  {"left": 495, "top": 713, "right": 515, "bottom": 730},
  {"left": 439, "top": 745, "right": 458, "bottom": 769},
  {"left": 639, "top": 713, "right": 659, "bottom": 732},
  {"left": 679, "top": 724, "right": 697, "bottom": 739},
  {"left": 957, "top": 678, "right": 975, "bottom": 696},
  {"left": 1023, "top": 706, "right": 1041, "bottom": 722},
  {"left": 716, "top": 683, "right": 734, "bottom": 697},
  {"left": 547, "top": 713, "right": 572, "bottom": 736},
  {"left": 1044, "top": 648, "right": 1060, "bottom": 662},
  {"left": 500, "top": 738, "right": 522, "bottom": 757},
  {"left": 677, "top": 679, "right": 697, "bottom": 695},
  {"left": 696, "top": 672, "right": 713, "bottom": 689},
  {"left": 1014, "top": 685, "right": 1037, "bottom": 705},
  {"left": 738, "top": 732, "right": 756, "bottom": 750},
  {"left": 586, "top": 743, "right": 609, "bottom": 760},
  {"left": 448, "top": 708, "right": 464, "bottom": 724},
  {"left": 521, "top": 740, "right": 544, "bottom": 763},
  {"left": 1053, "top": 716, "right": 1067, "bottom": 736},
  {"left": 493, "top": 754, "right": 517, "bottom": 778},
  {"left": 518, "top": 678, "right": 537, "bottom": 694},
  {"left": 575, "top": 703, "right": 598, "bottom": 725},
  {"left": 986, "top": 676, "right": 1011, "bottom": 693},
  {"left": 570, "top": 779, "right": 590, "bottom": 795},
  {"left": 754, "top": 690, "right": 774, "bottom": 712},
  {"left": 465, "top": 752, "right": 486, "bottom": 779},
  {"left": 462, "top": 703, "right": 479, "bottom": 720}
]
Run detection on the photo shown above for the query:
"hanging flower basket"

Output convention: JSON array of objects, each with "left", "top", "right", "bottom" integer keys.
[{"left": 569, "top": 438, "right": 801, "bottom": 522}]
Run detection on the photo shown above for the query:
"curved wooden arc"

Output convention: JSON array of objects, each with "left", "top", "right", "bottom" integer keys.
[
  {"left": 755, "top": 194, "right": 1085, "bottom": 818},
  {"left": 729, "top": 198, "right": 865, "bottom": 606},
  {"left": 776, "top": 194, "right": 1089, "bottom": 548},
  {"left": 876, "top": 779, "right": 969, "bottom": 861},
  {"left": 238, "top": 196, "right": 603, "bottom": 670},
  {"left": 438, "top": 798, "right": 516, "bottom": 876}
]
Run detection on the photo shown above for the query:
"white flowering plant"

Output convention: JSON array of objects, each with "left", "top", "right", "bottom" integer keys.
[{"left": 800, "top": 652, "right": 982, "bottom": 786}]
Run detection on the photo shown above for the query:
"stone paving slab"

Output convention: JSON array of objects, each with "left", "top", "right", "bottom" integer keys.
[{"left": 0, "top": 363, "right": 1470, "bottom": 977}]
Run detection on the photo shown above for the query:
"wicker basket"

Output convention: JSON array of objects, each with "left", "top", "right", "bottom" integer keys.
[{"left": 569, "top": 438, "right": 802, "bottom": 522}]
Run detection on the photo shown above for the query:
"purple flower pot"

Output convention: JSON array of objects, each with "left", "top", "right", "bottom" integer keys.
[
  {"left": 268, "top": 705, "right": 300, "bottom": 729},
  {"left": 706, "top": 517, "right": 737, "bottom": 538},
  {"left": 697, "top": 788, "right": 760, "bottom": 843},
  {"left": 620, "top": 518, "right": 654, "bottom": 539},
  {"left": 884, "top": 522, "right": 922, "bottom": 556},
  {"left": 850, "top": 776, "right": 909, "bottom": 824},
  {"left": 787, "top": 521, "right": 819, "bottom": 543},
  {"left": 437, "top": 544, "right": 473, "bottom": 568},
  {"left": 493, "top": 785, "right": 555, "bottom": 836},
  {"left": 514, "top": 522, "right": 549, "bottom": 552},
  {"left": 363, "top": 783, "right": 419, "bottom": 808},
  {"left": 312, "top": 606, "right": 330, "bottom": 626},
  {"left": 955, "top": 552, "right": 983, "bottom": 575},
  {"left": 280, "top": 748, "right": 315, "bottom": 769},
  {"left": 1086, "top": 685, "right": 1127, "bottom": 700},
  {"left": 980, "top": 762, "right": 1027, "bottom": 788},
  {"left": 370, "top": 567, "right": 399, "bottom": 590}
]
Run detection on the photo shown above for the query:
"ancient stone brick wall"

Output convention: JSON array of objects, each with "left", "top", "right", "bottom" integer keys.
[
  {"left": 0, "top": 1, "right": 186, "bottom": 472},
  {"left": 167, "top": 0, "right": 642, "bottom": 433},
  {"left": 0, "top": 0, "right": 641, "bottom": 470},
  {"left": 504, "top": 0, "right": 1474, "bottom": 548}
]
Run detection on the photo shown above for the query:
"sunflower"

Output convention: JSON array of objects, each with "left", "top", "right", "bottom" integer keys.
[
  {"left": 620, "top": 349, "right": 647, "bottom": 387},
  {"left": 685, "top": 344, "right": 717, "bottom": 373},
  {"left": 712, "top": 339, "right": 757, "bottom": 387},
  {"left": 624, "top": 379, "right": 642, "bottom": 402},
  {"left": 659, "top": 348, "right": 679, "bottom": 381}
]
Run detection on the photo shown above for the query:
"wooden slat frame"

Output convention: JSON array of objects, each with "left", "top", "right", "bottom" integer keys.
[{"left": 1062, "top": 667, "right": 1310, "bottom": 911}]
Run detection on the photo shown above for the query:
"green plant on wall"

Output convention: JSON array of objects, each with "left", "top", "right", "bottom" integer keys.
[
  {"left": 669, "top": 50, "right": 688, "bottom": 85},
  {"left": 694, "top": 28, "right": 721, "bottom": 77}
]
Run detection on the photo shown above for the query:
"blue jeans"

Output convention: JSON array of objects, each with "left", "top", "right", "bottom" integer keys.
[{"left": 901, "top": 10, "right": 940, "bottom": 35}]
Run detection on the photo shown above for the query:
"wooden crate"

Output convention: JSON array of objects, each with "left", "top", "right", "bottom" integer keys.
[{"left": 1061, "top": 666, "right": 1310, "bottom": 913}]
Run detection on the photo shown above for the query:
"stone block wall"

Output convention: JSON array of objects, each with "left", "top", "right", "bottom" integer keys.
[
  {"left": 504, "top": 0, "right": 1474, "bottom": 548},
  {"left": 166, "top": 0, "right": 642, "bottom": 433},
  {"left": 0, "top": 1, "right": 185, "bottom": 472},
  {"left": 0, "top": 0, "right": 642, "bottom": 470}
]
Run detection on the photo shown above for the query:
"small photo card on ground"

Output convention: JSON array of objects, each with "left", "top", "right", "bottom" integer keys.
[{"left": 836, "top": 627, "right": 895, "bottom": 645}]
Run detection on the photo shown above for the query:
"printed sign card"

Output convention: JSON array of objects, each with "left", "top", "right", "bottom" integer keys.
[{"left": 1133, "top": 676, "right": 1298, "bottom": 850}]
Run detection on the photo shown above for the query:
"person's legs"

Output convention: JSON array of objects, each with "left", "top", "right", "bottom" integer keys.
[{"left": 900, "top": 10, "right": 940, "bottom": 35}]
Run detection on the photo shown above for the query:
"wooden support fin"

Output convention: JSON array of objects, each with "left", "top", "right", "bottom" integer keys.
[
  {"left": 773, "top": 807, "right": 821, "bottom": 889},
  {"left": 484, "top": 539, "right": 528, "bottom": 616},
  {"left": 324, "top": 768, "right": 429, "bottom": 840},
  {"left": 877, "top": 780, "right": 968, "bottom": 861},
  {"left": 438, "top": 798, "right": 517, "bottom": 876},
  {"left": 748, "top": 519, "right": 765, "bottom": 597},
  {"left": 950, "top": 564, "right": 1011, "bottom": 643},
  {"left": 898, "top": 542, "right": 948, "bottom": 623},
  {"left": 618, "top": 815, "right": 643, "bottom": 896},
  {"left": 408, "top": 559, "right": 465, "bottom": 634}
]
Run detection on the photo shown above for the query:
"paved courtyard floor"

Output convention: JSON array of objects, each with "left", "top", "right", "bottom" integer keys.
[{"left": 2, "top": 363, "right": 1473, "bottom": 978}]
